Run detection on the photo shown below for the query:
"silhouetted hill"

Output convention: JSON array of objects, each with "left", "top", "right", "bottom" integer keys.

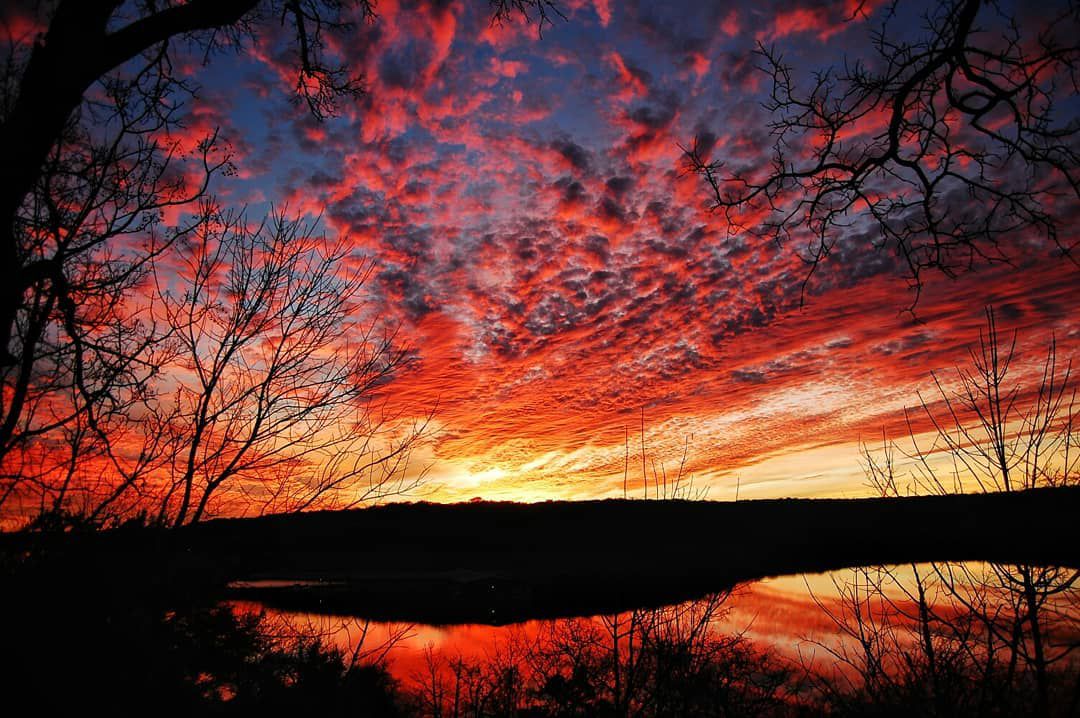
[
  {"left": 5, "top": 487, "right": 1078, "bottom": 624},
  {"left": 190, "top": 487, "right": 1080, "bottom": 622}
]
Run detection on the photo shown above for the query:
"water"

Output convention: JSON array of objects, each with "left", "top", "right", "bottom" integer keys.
[{"left": 231, "top": 562, "right": 1080, "bottom": 715}]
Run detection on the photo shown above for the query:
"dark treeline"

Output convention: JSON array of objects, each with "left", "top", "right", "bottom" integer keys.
[
  {"left": 153, "top": 486, "right": 1080, "bottom": 622},
  {"left": 4, "top": 486, "right": 1078, "bottom": 625}
]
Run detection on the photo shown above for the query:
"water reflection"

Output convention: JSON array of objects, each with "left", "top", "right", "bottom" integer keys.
[
  {"left": 799, "top": 563, "right": 1080, "bottom": 717},
  {"left": 241, "top": 562, "right": 1080, "bottom": 716}
]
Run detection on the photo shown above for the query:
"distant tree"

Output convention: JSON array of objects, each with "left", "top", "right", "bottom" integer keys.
[
  {"left": 626, "top": 410, "right": 709, "bottom": 501},
  {"left": 685, "top": 0, "right": 1079, "bottom": 304}
]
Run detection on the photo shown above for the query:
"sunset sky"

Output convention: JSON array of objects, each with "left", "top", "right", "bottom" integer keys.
[{"left": 52, "top": 0, "right": 1076, "bottom": 504}]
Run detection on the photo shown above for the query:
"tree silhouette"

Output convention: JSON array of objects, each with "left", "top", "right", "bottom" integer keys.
[
  {"left": 803, "top": 562, "right": 1079, "bottom": 717},
  {"left": 685, "top": 0, "right": 1079, "bottom": 304},
  {"left": 0, "top": 62, "right": 225, "bottom": 518},
  {"left": 149, "top": 208, "right": 428, "bottom": 526},
  {"left": 0, "top": 0, "right": 562, "bottom": 364},
  {"left": 0, "top": 0, "right": 563, "bottom": 338},
  {"left": 0, "top": 0, "right": 558, "bottom": 523},
  {"left": 409, "top": 592, "right": 792, "bottom": 717},
  {"left": 862, "top": 306, "right": 1077, "bottom": 497},
  {"left": 854, "top": 308, "right": 1079, "bottom": 716}
]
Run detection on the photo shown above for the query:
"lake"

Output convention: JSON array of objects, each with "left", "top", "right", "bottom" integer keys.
[{"left": 230, "top": 561, "right": 1080, "bottom": 716}]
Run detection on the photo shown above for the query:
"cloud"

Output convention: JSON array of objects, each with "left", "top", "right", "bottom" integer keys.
[
  {"left": 551, "top": 137, "right": 593, "bottom": 173},
  {"left": 163, "top": 0, "right": 1080, "bottom": 505}
]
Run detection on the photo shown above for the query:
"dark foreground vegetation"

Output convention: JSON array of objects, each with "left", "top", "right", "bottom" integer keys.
[{"left": 2, "top": 488, "right": 1078, "bottom": 715}]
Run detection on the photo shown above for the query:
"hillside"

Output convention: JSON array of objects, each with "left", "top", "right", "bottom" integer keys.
[
  {"left": 195, "top": 487, "right": 1080, "bottom": 622},
  {"left": 6, "top": 487, "right": 1078, "bottom": 624}
]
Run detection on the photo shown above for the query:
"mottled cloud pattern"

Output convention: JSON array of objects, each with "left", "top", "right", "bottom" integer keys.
[{"left": 187, "top": 0, "right": 1078, "bottom": 501}]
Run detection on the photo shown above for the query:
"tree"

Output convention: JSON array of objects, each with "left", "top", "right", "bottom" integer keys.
[
  {"left": 0, "top": 0, "right": 559, "bottom": 523},
  {"left": 863, "top": 306, "right": 1077, "bottom": 497},
  {"left": 803, "top": 562, "right": 1080, "bottom": 717},
  {"left": 685, "top": 0, "right": 1079, "bottom": 303},
  {"left": 854, "top": 307, "right": 1080, "bottom": 717},
  {"left": 4, "top": 203, "right": 431, "bottom": 524},
  {"left": 0, "top": 48, "right": 224, "bottom": 518},
  {"left": 0, "top": 0, "right": 563, "bottom": 360},
  {"left": 150, "top": 208, "right": 428, "bottom": 526},
  {"left": 409, "top": 593, "right": 792, "bottom": 716}
]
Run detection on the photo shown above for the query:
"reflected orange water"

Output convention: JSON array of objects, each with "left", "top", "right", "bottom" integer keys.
[{"left": 232, "top": 562, "right": 1080, "bottom": 696}]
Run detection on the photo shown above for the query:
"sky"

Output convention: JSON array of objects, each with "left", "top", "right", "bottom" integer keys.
[{"left": 22, "top": 0, "right": 1078, "bottom": 505}]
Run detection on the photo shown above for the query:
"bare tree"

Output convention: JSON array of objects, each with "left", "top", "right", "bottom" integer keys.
[
  {"left": 849, "top": 308, "right": 1080, "bottom": 716},
  {"left": 685, "top": 0, "right": 1080, "bottom": 304},
  {"left": 142, "top": 207, "right": 428, "bottom": 526},
  {"left": 408, "top": 592, "right": 791, "bottom": 717},
  {"left": 4, "top": 203, "right": 431, "bottom": 524},
  {"left": 0, "top": 59, "right": 225, "bottom": 520},
  {"left": 625, "top": 410, "right": 709, "bottom": 501},
  {"left": 0, "top": 0, "right": 564, "bottom": 367},
  {"left": 802, "top": 561, "right": 1080, "bottom": 717},
  {"left": 863, "top": 306, "right": 1078, "bottom": 498},
  {"left": 0, "top": 0, "right": 560, "bottom": 524}
]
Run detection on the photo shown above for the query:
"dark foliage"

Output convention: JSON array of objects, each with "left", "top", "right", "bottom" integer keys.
[{"left": 0, "top": 538, "right": 403, "bottom": 715}]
